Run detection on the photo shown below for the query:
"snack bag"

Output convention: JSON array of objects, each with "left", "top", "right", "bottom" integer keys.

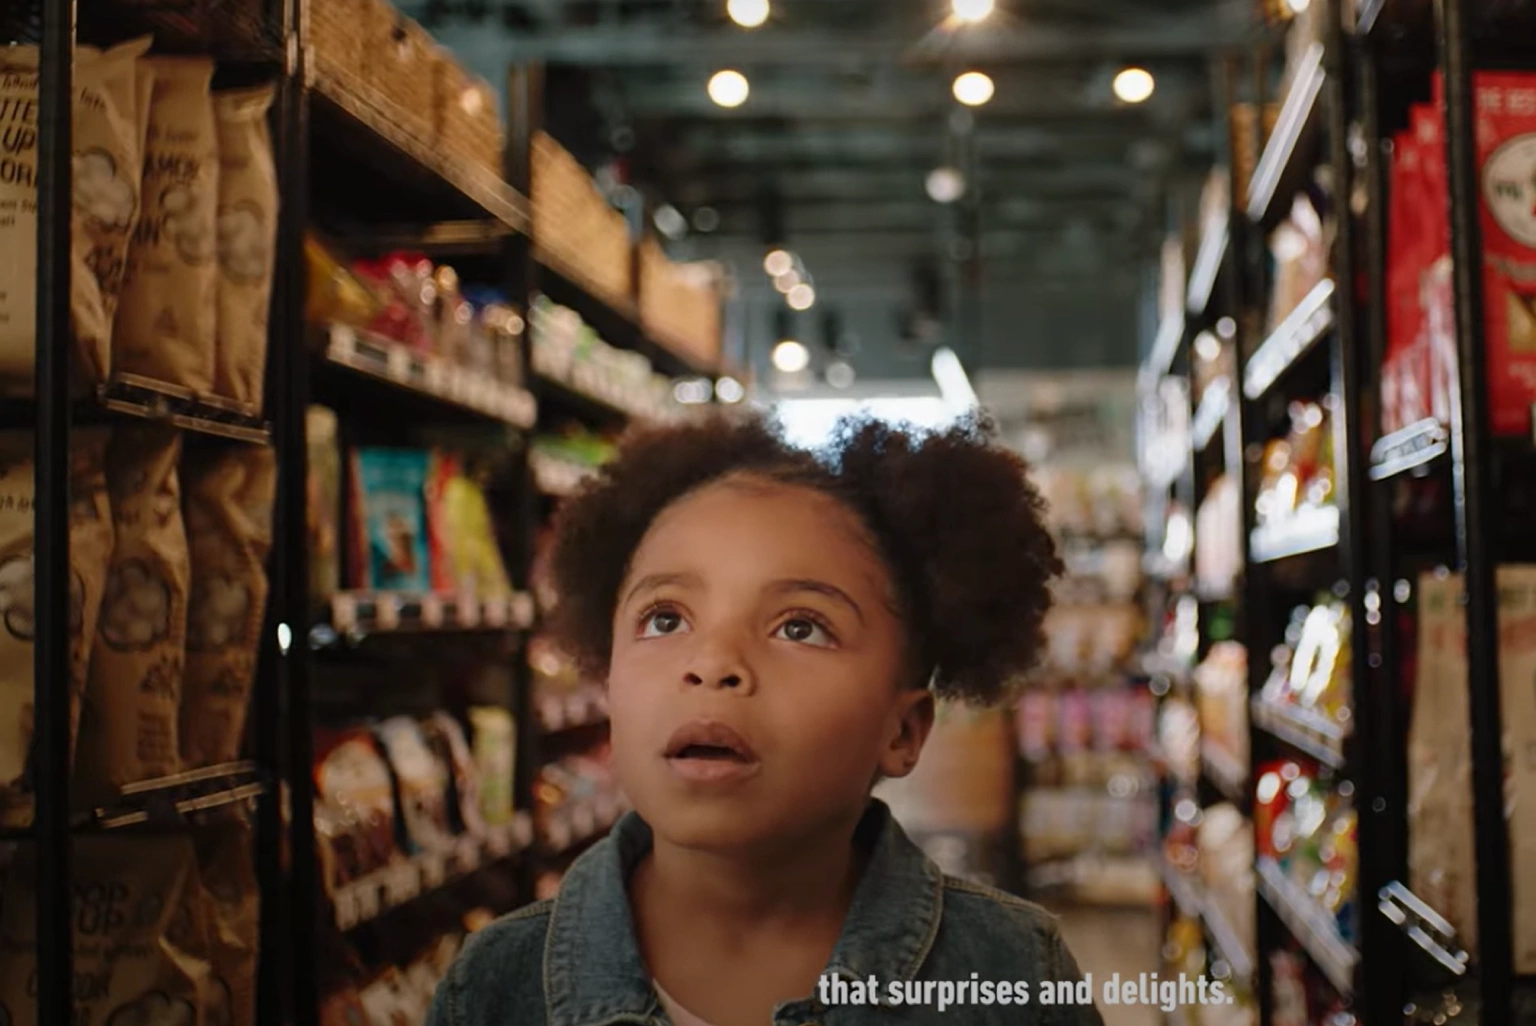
[
  {"left": 180, "top": 444, "right": 278, "bottom": 768},
  {"left": 314, "top": 728, "right": 398, "bottom": 893},
  {"left": 348, "top": 449, "right": 430, "bottom": 592},
  {"left": 213, "top": 84, "right": 279, "bottom": 412},
  {"left": 375, "top": 716, "right": 453, "bottom": 856},
  {"left": 422, "top": 711, "right": 485, "bottom": 837},
  {"left": 468, "top": 706, "right": 515, "bottom": 827},
  {"left": 114, "top": 57, "right": 219, "bottom": 394},
  {"left": 0, "top": 429, "right": 114, "bottom": 826},
  {"left": 307, "top": 406, "right": 341, "bottom": 607},
  {"left": 195, "top": 821, "right": 260, "bottom": 1026},
  {"left": 0, "top": 837, "right": 213, "bottom": 1026},
  {"left": 0, "top": 39, "right": 151, "bottom": 395},
  {"left": 427, "top": 451, "right": 513, "bottom": 600},
  {"left": 76, "top": 425, "right": 191, "bottom": 805},
  {"left": 1473, "top": 71, "right": 1536, "bottom": 436}
]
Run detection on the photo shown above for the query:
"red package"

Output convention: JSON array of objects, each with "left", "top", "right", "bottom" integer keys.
[
  {"left": 1386, "top": 125, "right": 1428, "bottom": 435},
  {"left": 1016, "top": 691, "right": 1056, "bottom": 762},
  {"left": 1058, "top": 690, "right": 1092, "bottom": 753},
  {"left": 1472, "top": 71, "right": 1536, "bottom": 436}
]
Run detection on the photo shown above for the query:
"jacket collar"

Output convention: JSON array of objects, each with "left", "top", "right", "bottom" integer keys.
[{"left": 543, "top": 798, "right": 945, "bottom": 1026}]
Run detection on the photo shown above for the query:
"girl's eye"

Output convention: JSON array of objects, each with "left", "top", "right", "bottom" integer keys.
[
  {"left": 774, "top": 616, "right": 834, "bottom": 647},
  {"left": 639, "top": 608, "right": 688, "bottom": 638}
]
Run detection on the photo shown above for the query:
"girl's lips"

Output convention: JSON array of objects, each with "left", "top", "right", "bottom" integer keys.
[
  {"left": 665, "top": 755, "right": 762, "bottom": 785},
  {"left": 662, "top": 719, "right": 762, "bottom": 785}
]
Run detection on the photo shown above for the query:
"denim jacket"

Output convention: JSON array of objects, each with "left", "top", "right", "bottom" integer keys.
[{"left": 426, "top": 800, "right": 1106, "bottom": 1026}]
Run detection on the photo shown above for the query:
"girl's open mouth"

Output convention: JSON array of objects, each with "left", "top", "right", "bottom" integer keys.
[{"left": 662, "top": 721, "right": 762, "bottom": 784}]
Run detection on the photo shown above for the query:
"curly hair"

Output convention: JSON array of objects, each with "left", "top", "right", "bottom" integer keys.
[{"left": 544, "top": 407, "right": 1063, "bottom": 706}]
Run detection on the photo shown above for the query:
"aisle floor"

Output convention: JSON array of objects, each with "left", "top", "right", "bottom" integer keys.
[{"left": 1053, "top": 906, "right": 1162, "bottom": 1026}]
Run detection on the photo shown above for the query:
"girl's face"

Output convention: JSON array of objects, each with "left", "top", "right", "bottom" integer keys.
[{"left": 608, "top": 474, "right": 933, "bottom": 853}]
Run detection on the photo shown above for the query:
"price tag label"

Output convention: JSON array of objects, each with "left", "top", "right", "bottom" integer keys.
[
  {"left": 422, "top": 595, "right": 445, "bottom": 629},
  {"left": 459, "top": 595, "right": 481, "bottom": 629},
  {"left": 355, "top": 880, "right": 382, "bottom": 924},
  {"left": 332, "top": 594, "right": 357, "bottom": 632},
  {"left": 421, "top": 853, "right": 447, "bottom": 890},
  {"left": 386, "top": 344, "right": 412, "bottom": 383},
  {"left": 541, "top": 695, "right": 565, "bottom": 732},
  {"left": 548, "top": 816, "right": 572, "bottom": 852},
  {"left": 335, "top": 885, "right": 361, "bottom": 930},
  {"left": 423, "top": 358, "right": 448, "bottom": 396},
  {"left": 484, "top": 827, "right": 511, "bottom": 860},
  {"left": 512, "top": 813, "right": 534, "bottom": 850},
  {"left": 512, "top": 593, "right": 536, "bottom": 629},
  {"left": 385, "top": 862, "right": 419, "bottom": 906},
  {"left": 377, "top": 596, "right": 401, "bottom": 631},
  {"left": 484, "top": 597, "right": 509, "bottom": 628}
]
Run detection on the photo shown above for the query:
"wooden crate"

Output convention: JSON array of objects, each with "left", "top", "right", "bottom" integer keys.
[
  {"left": 639, "top": 238, "right": 722, "bottom": 369},
  {"left": 433, "top": 54, "right": 504, "bottom": 182},
  {"left": 531, "top": 132, "right": 634, "bottom": 304}
]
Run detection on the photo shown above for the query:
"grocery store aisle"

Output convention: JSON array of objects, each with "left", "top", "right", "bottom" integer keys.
[{"left": 1055, "top": 907, "right": 1162, "bottom": 1026}]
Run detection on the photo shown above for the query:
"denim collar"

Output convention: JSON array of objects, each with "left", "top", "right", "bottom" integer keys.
[{"left": 542, "top": 798, "right": 945, "bottom": 1026}]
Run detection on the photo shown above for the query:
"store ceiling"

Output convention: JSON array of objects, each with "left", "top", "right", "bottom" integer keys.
[{"left": 420, "top": 0, "right": 1261, "bottom": 383}]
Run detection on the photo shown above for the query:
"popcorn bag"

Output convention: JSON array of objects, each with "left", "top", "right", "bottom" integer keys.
[
  {"left": 212, "top": 84, "right": 279, "bottom": 413},
  {"left": 195, "top": 821, "right": 260, "bottom": 1026},
  {"left": 180, "top": 443, "right": 277, "bottom": 768},
  {"left": 0, "top": 38, "right": 151, "bottom": 396},
  {"left": 114, "top": 57, "right": 219, "bottom": 395},
  {"left": 76, "top": 425, "right": 191, "bottom": 806},
  {"left": 0, "top": 837, "right": 213, "bottom": 1026},
  {"left": 0, "top": 429, "right": 114, "bottom": 827}
]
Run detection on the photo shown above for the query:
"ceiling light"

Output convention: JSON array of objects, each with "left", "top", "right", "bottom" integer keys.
[
  {"left": 931, "top": 346, "right": 978, "bottom": 410},
  {"left": 773, "top": 270, "right": 800, "bottom": 293},
  {"left": 772, "top": 339, "right": 810, "bottom": 373},
  {"left": 715, "top": 376, "right": 746, "bottom": 403},
  {"left": 926, "top": 166, "right": 966, "bottom": 204},
  {"left": 1113, "top": 67, "right": 1155, "bottom": 105},
  {"left": 764, "top": 249, "right": 793, "bottom": 277},
  {"left": 951, "top": 0, "right": 994, "bottom": 22},
  {"left": 727, "top": 0, "right": 770, "bottom": 28},
  {"left": 673, "top": 379, "right": 714, "bottom": 404},
  {"left": 1285, "top": 0, "right": 1310, "bottom": 11},
  {"left": 708, "top": 70, "right": 750, "bottom": 108},
  {"left": 693, "top": 207, "right": 721, "bottom": 233},
  {"left": 787, "top": 284, "right": 816, "bottom": 311},
  {"left": 825, "top": 360, "right": 856, "bottom": 389},
  {"left": 952, "top": 71, "right": 995, "bottom": 107}
]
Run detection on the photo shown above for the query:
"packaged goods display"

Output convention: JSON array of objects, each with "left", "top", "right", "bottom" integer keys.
[
  {"left": 1195, "top": 475, "right": 1242, "bottom": 597},
  {"left": 1257, "top": 598, "right": 1352, "bottom": 740},
  {"left": 114, "top": 57, "right": 220, "bottom": 394},
  {"left": 530, "top": 131, "right": 633, "bottom": 304},
  {"left": 1195, "top": 641, "right": 1249, "bottom": 776},
  {"left": 180, "top": 444, "right": 278, "bottom": 768},
  {"left": 75, "top": 425, "right": 192, "bottom": 806},
  {"left": 1410, "top": 566, "right": 1536, "bottom": 972},
  {"left": 0, "top": 39, "right": 152, "bottom": 395},
  {"left": 0, "top": 429, "right": 114, "bottom": 826},
  {"left": 532, "top": 743, "right": 627, "bottom": 856},
  {"left": 1253, "top": 400, "right": 1337, "bottom": 543},
  {"left": 1266, "top": 192, "right": 1333, "bottom": 337},
  {"left": 1254, "top": 759, "right": 1358, "bottom": 945},
  {"left": 307, "top": 405, "right": 343, "bottom": 606},
  {"left": 467, "top": 706, "right": 516, "bottom": 829},
  {"left": 529, "top": 295, "right": 688, "bottom": 422},
  {"left": 212, "top": 84, "right": 279, "bottom": 412}
]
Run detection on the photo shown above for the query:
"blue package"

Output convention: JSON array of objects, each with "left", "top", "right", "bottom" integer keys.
[{"left": 351, "top": 448, "right": 432, "bottom": 592}]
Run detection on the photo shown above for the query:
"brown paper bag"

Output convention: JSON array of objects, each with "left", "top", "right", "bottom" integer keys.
[{"left": 212, "top": 85, "right": 278, "bottom": 413}]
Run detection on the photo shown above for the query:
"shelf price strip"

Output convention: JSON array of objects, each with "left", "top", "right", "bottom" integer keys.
[
  {"left": 1242, "top": 278, "right": 1336, "bottom": 400},
  {"left": 1256, "top": 857, "right": 1358, "bottom": 997}
]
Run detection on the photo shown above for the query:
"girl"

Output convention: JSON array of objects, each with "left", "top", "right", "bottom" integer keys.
[{"left": 427, "top": 409, "right": 1104, "bottom": 1026}]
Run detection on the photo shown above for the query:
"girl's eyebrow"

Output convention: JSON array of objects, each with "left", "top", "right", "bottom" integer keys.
[
  {"left": 622, "top": 571, "right": 701, "bottom": 608},
  {"left": 767, "top": 579, "right": 865, "bottom": 625}
]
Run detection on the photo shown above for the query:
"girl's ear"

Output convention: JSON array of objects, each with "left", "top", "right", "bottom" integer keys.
[{"left": 878, "top": 688, "right": 935, "bottom": 780}]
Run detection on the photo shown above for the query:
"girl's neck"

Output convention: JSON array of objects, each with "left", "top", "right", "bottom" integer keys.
[{"left": 633, "top": 810, "right": 869, "bottom": 935}]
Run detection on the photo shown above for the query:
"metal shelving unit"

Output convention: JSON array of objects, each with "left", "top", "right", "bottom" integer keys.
[
  {"left": 1144, "top": 0, "right": 1534, "bottom": 1022},
  {"left": 18, "top": 4, "right": 726, "bottom": 1025}
]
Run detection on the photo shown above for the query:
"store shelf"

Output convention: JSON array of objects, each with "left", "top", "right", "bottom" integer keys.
[
  {"left": 1144, "top": 311, "right": 1186, "bottom": 383},
  {"left": 535, "top": 687, "right": 609, "bottom": 734},
  {"left": 311, "top": 61, "right": 529, "bottom": 234},
  {"left": 1246, "top": 41, "right": 1327, "bottom": 223},
  {"left": 531, "top": 450, "right": 599, "bottom": 497},
  {"left": 323, "top": 590, "right": 537, "bottom": 636},
  {"left": 1241, "top": 279, "right": 1336, "bottom": 401},
  {"left": 1369, "top": 418, "right": 1450, "bottom": 481},
  {"left": 1378, "top": 882, "right": 1473, "bottom": 977},
  {"left": 1249, "top": 505, "right": 1341, "bottom": 563},
  {"left": 320, "top": 324, "right": 538, "bottom": 430},
  {"left": 1201, "top": 744, "right": 1248, "bottom": 805},
  {"left": 1186, "top": 212, "right": 1230, "bottom": 316},
  {"left": 332, "top": 813, "right": 535, "bottom": 931},
  {"left": 1256, "top": 856, "right": 1358, "bottom": 996},
  {"left": 1251, "top": 697, "right": 1348, "bottom": 769},
  {"left": 1192, "top": 378, "right": 1232, "bottom": 453},
  {"left": 1159, "top": 857, "right": 1256, "bottom": 988},
  {"left": 0, "top": 377, "right": 273, "bottom": 443}
]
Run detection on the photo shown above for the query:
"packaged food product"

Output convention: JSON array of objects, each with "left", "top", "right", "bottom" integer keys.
[
  {"left": 468, "top": 706, "right": 515, "bottom": 827},
  {"left": 212, "top": 84, "right": 279, "bottom": 412},
  {"left": 1498, "top": 566, "right": 1536, "bottom": 973},
  {"left": 76, "top": 425, "right": 191, "bottom": 805},
  {"left": 0, "top": 429, "right": 113, "bottom": 826},
  {"left": 426, "top": 451, "right": 513, "bottom": 600},
  {"left": 304, "top": 234, "right": 382, "bottom": 330},
  {"left": 114, "top": 57, "right": 220, "bottom": 394},
  {"left": 421, "top": 711, "right": 485, "bottom": 837},
  {"left": 0, "top": 39, "right": 151, "bottom": 395},
  {"left": 0, "top": 837, "right": 212, "bottom": 1026},
  {"left": 348, "top": 448, "right": 430, "bottom": 593},
  {"left": 180, "top": 444, "right": 278, "bottom": 768},
  {"left": 1473, "top": 71, "right": 1536, "bottom": 435},
  {"left": 307, "top": 406, "right": 341, "bottom": 607},
  {"left": 194, "top": 821, "right": 260, "bottom": 1026},
  {"left": 314, "top": 729, "right": 398, "bottom": 894},
  {"left": 374, "top": 716, "right": 453, "bottom": 856}
]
